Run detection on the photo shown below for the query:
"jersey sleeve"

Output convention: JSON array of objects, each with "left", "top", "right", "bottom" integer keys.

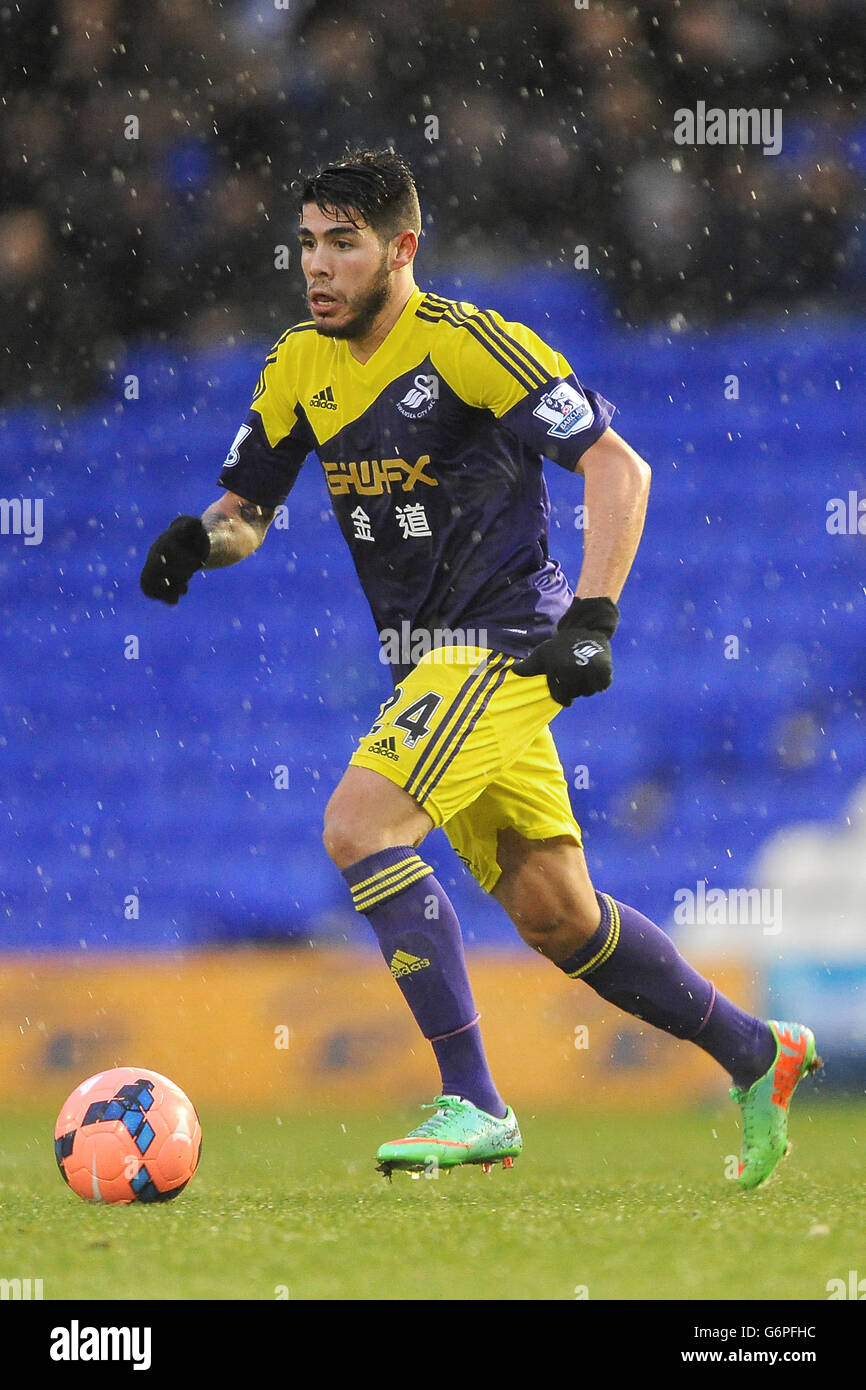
[
  {"left": 432, "top": 305, "right": 615, "bottom": 469},
  {"left": 216, "top": 333, "right": 316, "bottom": 509}
]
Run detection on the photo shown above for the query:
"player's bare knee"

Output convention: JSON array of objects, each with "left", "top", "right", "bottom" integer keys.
[
  {"left": 324, "top": 768, "right": 434, "bottom": 869},
  {"left": 322, "top": 800, "right": 424, "bottom": 869},
  {"left": 322, "top": 809, "right": 369, "bottom": 869}
]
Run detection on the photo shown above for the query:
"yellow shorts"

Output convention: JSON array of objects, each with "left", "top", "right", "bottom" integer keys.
[{"left": 350, "top": 646, "right": 583, "bottom": 893}]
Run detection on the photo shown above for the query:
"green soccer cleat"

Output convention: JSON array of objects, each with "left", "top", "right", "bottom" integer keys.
[
  {"left": 730, "top": 1020, "right": 822, "bottom": 1191},
  {"left": 376, "top": 1095, "right": 522, "bottom": 1178}
]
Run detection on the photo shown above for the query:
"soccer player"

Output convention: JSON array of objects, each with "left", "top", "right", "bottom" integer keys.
[{"left": 140, "top": 149, "right": 819, "bottom": 1188}]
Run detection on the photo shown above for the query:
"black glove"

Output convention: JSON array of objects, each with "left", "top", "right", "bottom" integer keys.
[
  {"left": 512, "top": 596, "right": 619, "bottom": 706},
  {"left": 140, "top": 515, "right": 210, "bottom": 605}
]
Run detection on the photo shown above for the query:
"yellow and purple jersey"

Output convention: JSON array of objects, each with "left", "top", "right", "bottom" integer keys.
[{"left": 218, "top": 286, "right": 614, "bottom": 679}]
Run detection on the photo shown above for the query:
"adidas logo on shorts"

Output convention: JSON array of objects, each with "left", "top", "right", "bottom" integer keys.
[{"left": 368, "top": 735, "right": 399, "bottom": 761}]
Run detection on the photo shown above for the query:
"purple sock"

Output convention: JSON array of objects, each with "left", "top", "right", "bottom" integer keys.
[
  {"left": 342, "top": 845, "right": 506, "bottom": 1117},
  {"left": 556, "top": 893, "right": 776, "bottom": 1089}
]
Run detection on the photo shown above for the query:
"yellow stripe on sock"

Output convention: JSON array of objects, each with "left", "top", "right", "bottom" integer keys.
[
  {"left": 350, "top": 854, "right": 431, "bottom": 902},
  {"left": 352, "top": 861, "right": 433, "bottom": 912},
  {"left": 350, "top": 854, "right": 431, "bottom": 897},
  {"left": 567, "top": 895, "right": 620, "bottom": 978}
]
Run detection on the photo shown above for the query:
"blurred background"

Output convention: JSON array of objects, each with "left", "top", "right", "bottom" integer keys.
[{"left": 1, "top": 0, "right": 864, "bottom": 1109}]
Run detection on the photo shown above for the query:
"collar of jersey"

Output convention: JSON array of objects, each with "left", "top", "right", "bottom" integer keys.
[{"left": 338, "top": 285, "right": 427, "bottom": 382}]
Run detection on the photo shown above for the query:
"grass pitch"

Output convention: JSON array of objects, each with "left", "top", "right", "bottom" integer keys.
[{"left": 1, "top": 1100, "right": 861, "bottom": 1301}]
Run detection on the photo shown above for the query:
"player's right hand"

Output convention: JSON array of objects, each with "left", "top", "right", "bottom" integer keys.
[
  {"left": 139, "top": 514, "right": 210, "bottom": 604},
  {"left": 512, "top": 595, "right": 619, "bottom": 706}
]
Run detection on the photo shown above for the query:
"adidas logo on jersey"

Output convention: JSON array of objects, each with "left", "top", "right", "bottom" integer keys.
[
  {"left": 368, "top": 735, "right": 399, "bottom": 761},
  {"left": 309, "top": 386, "right": 337, "bottom": 410},
  {"left": 390, "top": 949, "right": 431, "bottom": 979}
]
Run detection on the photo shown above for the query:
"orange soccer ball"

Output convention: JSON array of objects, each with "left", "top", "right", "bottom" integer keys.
[{"left": 54, "top": 1067, "right": 202, "bottom": 1204}]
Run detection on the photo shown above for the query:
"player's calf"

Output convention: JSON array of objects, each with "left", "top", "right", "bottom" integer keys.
[
  {"left": 337, "top": 834, "right": 508, "bottom": 1121},
  {"left": 494, "top": 829, "right": 602, "bottom": 959},
  {"left": 499, "top": 844, "right": 823, "bottom": 1188}
]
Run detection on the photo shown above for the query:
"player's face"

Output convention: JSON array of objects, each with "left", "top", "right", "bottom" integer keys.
[{"left": 299, "top": 203, "right": 392, "bottom": 340}]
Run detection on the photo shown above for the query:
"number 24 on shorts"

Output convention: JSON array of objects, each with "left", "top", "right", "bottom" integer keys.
[{"left": 370, "top": 688, "right": 443, "bottom": 750}]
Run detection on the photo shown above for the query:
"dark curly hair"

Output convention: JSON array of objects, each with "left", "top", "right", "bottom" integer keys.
[{"left": 299, "top": 148, "right": 421, "bottom": 243}]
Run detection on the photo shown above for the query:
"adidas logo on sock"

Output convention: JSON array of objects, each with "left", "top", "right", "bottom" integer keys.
[
  {"left": 309, "top": 386, "right": 337, "bottom": 409},
  {"left": 368, "top": 735, "right": 399, "bottom": 761},
  {"left": 390, "top": 949, "right": 431, "bottom": 979}
]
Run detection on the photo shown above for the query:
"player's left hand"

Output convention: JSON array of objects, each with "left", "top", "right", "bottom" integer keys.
[{"left": 512, "top": 596, "right": 619, "bottom": 706}]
